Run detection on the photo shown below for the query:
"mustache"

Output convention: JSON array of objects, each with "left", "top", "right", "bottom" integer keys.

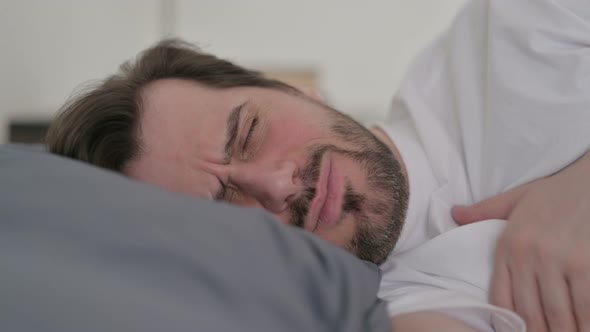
[
  {"left": 289, "top": 145, "right": 365, "bottom": 229},
  {"left": 289, "top": 146, "right": 327, "bottom": 228}
]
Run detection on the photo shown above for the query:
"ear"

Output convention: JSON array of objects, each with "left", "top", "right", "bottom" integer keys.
[{"left": 295, "top": 85, "right": 325, "bottom": 102}]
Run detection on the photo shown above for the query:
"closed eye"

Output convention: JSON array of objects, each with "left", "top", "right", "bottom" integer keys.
[
  {"left": 214, "top": 178, "right": 227, "bottom": 201},
  {"left": 242, "top": 117, "right": 258, "bottom": 152}
]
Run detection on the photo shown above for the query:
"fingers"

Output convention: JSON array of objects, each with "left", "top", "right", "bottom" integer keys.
[
  {"left": 451, "top": 183, "right": 532, "bottom": 225},
  {"left": 489, "top": 254, "right": 514, "bottom": 312},
  {"left": 501, "top": 232, "right": 581, "bottom": 332},
  {"left": 570, "top": 269, "right": 590, "bottom": 331},
  {"left": 538, "top": 267, "right": 577, "bottom": 331},
  {"left": 451, "top": 195, "right": 512, "bottom": 225},
  {"left": 511, "top": 269, "right": 549, "bottom": 332},
  {"left": 503, "top": 233, "right": 549, "bottom": 332},
  {"left": 451, "top": 204, "right": 498, "bottom": 225}
]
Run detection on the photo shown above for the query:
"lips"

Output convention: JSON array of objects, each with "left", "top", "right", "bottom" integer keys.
[
  {"left": 316, "top": 158, "right": 344, "bottom": 231},
  {"left": 305, "top": 152, "right": 344, "bottom": 233}
]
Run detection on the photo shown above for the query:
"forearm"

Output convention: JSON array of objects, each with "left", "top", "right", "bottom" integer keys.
[{"left": 390, "top": 311, "right": 477, "bottom": 332}]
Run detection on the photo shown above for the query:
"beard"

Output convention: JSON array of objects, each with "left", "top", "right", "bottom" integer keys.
[{"left": 288, "top": 105, "right": 409, "bottom": 264}]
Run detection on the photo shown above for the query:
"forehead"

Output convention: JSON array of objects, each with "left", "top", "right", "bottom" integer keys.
[
  {"left": 125, "top": 78, "right": 312, "bottom": 194},
  {"left": 136, "top": 78, "right": 306, "bottom": 155},
  {"left": 139, "top": 79, "right": 235, "bottom": 158}
]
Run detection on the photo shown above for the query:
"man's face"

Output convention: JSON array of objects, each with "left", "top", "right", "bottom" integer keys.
[{"left": 126, "top": 78, "right": 408, "bottom": 263}]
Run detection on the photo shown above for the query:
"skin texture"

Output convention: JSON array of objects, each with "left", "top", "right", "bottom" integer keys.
[
  {"left": 453, "top": 151, "right": 590, "bottom": 332},
  {"left": 125, "top": 79, "right": 408, "bottom": 264},
  {"left": 391, "top": 312, "right": 477, "bottom": 332}
]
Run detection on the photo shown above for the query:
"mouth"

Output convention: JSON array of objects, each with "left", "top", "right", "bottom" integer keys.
[{"left": 305, "top": 152, "right": 344, "bottom": 233}]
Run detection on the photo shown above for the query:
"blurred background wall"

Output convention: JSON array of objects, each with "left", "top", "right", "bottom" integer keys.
[{"left": 0, "top": 0, "right": 466, "bottom": 143}]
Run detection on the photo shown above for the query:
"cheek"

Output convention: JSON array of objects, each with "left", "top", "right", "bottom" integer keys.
[
  {"left": 316, "top": 214, "right": 356, "bottom": 249},
  {"left": 266, "top": 119, "right": 326, "bottom": 151},
  {"left": 333, "top": 155, "right": 372, "bottom": 193}
]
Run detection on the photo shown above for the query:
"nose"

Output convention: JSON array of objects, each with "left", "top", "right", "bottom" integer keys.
[{"left": 232, "top": 160, "right": 298, "bottom": 213}]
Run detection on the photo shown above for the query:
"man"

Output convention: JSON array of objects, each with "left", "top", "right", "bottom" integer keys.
[
  {"left": 46, "top": 0, "right": 590, "bottom": 330},
  {"left": 48, "top": 40, "right": 410, "bottom": 265}
]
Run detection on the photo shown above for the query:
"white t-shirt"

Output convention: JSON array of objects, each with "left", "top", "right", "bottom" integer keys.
[{"left": 375, "top": 0, "right": 590, "bottom": 330}]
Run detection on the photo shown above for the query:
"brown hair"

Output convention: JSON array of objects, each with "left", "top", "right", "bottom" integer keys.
[{"left": 46, "top": 38, "right": 297, "bottom": 171}]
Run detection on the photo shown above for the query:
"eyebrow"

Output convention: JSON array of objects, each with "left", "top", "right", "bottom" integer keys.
[{"left": 222, "top": 101, "right": 247, "bottom": 163}]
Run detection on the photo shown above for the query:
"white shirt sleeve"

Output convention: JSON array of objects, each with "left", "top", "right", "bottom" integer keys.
[
  {"left": 379, "top": 221, "right": 525, "bottom": 331},
  {"left": 475, "top": 0, "right": 590, "bottom": 198},
  {"left": 387, "top": 0, "right": 590, "bottom": 205}
]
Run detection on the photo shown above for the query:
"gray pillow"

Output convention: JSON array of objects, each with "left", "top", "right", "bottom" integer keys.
[{"left": 0, "top": 144, "right": 390, "bottom": 332}]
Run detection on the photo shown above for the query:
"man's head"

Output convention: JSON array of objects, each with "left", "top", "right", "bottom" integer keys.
[{"left": 46, "top": 39, "right": 408, "bottom": 264}]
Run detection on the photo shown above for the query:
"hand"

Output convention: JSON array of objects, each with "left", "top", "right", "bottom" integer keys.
[{"left": 452, "top": 152, "right": 590, "bottom": 332}]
